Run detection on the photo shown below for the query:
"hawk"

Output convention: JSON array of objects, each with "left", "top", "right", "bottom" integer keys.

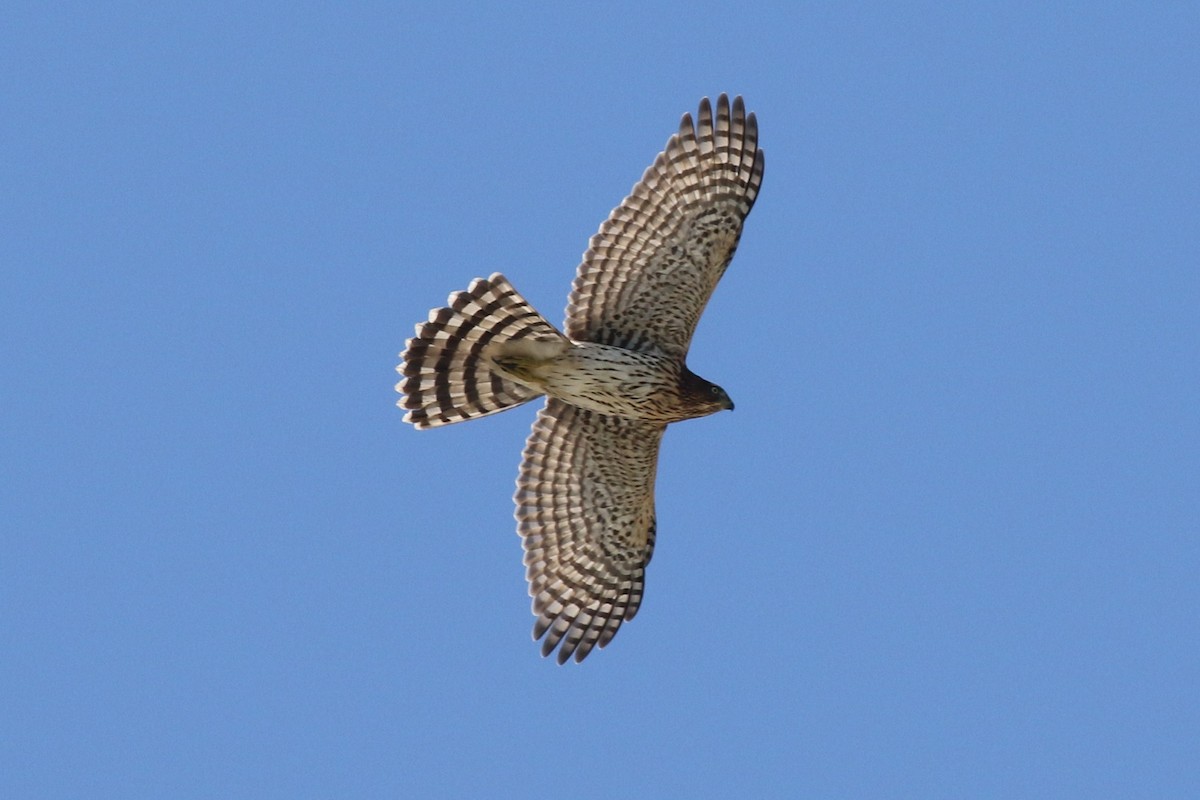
[{"left": 397, "top": 95, "right": 764, "bottom": 663}]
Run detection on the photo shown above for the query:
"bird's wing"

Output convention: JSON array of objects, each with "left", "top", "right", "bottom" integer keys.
[
  {"left": 515, "top": 398, "right": 665, "bottom": 664},
  {"left": 564, "top": 94, "right": 764, "bottom": 358}
]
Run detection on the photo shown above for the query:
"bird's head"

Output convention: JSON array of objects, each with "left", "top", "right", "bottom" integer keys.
[{"left": 680, "top": 368, "right": 735, "bottom": 417}]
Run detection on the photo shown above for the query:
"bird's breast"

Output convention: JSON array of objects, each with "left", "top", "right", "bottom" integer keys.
[{"left": 523, "top": 342, "right": 689, "bottom": 422}]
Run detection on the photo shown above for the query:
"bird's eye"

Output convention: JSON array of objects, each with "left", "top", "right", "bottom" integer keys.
[{"left": 710, "top": 386, "right": 721, "bottom": 395}]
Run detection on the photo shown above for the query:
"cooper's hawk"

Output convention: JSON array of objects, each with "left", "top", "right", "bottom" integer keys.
[{"left": 397, "top": 94, "right": 764, "bottom": 663}]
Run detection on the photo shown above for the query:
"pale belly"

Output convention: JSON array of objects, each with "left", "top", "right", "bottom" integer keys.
[{"left": 490, "top": 340, "right": 685, "bottom": 421}]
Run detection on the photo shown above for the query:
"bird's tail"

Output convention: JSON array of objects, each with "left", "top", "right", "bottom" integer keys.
[{"left": 397, "top": 273, "right": 565, "bottom": 429}]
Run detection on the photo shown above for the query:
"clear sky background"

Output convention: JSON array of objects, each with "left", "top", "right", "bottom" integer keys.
[{"left": 3, "top": 3, "right": 1197, "bottom": 798}]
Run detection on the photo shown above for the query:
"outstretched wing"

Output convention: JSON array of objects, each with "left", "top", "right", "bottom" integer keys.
[
  {"left": 564, "top": 94, "right": 765, "bottom": 359},
  {"left": 515, "top": 399, "right": 665, "bottom": 664}
]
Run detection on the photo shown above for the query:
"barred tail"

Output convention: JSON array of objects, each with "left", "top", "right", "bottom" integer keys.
[{"left": 397, "top": 273, "right": 565, "bottom": 429}]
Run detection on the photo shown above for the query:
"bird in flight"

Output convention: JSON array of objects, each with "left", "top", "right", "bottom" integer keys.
[{"left": 397, "top": 94, "right": 764, "bottom": 663}]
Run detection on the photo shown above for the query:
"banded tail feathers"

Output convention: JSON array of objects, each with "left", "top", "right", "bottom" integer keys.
[{"left": 397, "top": 273, "right": 566, "bottom": 429}]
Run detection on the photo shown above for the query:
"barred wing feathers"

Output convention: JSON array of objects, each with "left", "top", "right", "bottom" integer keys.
[
  {"left": 515, "top": 398, "right": 665, "bottom": 663},
  {"left": 564, "top": 94, "right": 764, "bottom": 358}
]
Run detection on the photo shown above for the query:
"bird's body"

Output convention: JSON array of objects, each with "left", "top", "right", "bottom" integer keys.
[
  {"left": 492, "top": 334, "right": 732, "bottom": 423},
  {"left": 397, "top": 94, "right": 763, "bottom": 663}
]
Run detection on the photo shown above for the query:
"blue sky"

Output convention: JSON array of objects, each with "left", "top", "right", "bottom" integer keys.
[{"left": 3, "top": 2, "right": 1197, "bottom": 797}]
